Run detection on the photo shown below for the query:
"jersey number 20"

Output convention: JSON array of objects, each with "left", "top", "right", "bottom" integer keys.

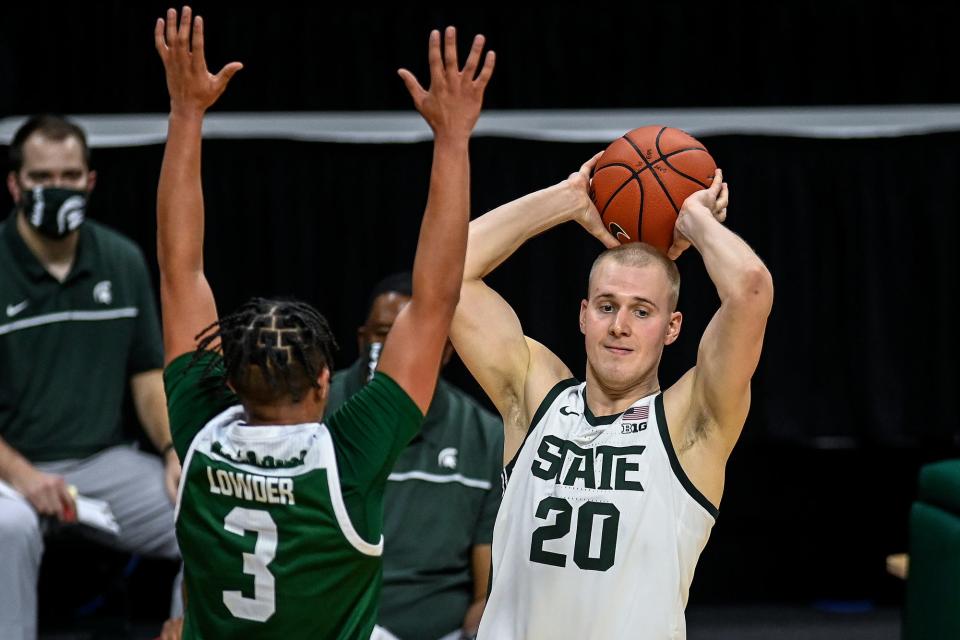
[
  {"left": 223, "top": 507, "right": 278, "bottom": 622},
  {"left": 530, "top": 497, "right": 620, "bottom": 571}
]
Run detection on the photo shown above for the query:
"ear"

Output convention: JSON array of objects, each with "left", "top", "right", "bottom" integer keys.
[
  {"left": 579, "top": 299, "right": 588, "bottom": 335},
  {"left": 310, "top": 366, "right": 332, "bottom": 409},
  {"left": 316, "top": 366, "right": 331, "bottom": 396},
  {"left": 85, "top": 169, "right": 97, "bottom": 194},
  {"left": 664, "top": 311, "right": 683, "bottom": 345},
  {"left": 7, "top": 171, "right": 21, "bottom": 204}
]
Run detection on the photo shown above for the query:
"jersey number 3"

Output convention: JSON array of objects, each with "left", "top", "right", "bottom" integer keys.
[
  {"left": 223, "top": 507, "right": 278, "bottom": 622},
  {"left": 530, "top": 497, "right": 620, "bottom": 571}
]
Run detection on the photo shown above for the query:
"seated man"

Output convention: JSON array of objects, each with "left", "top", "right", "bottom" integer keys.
[
  {"left": 0, "top": 114, "right": 181, "bottom": 640},
  {"left": 327, "top": 272, "right": 503, "bottom": 640}
]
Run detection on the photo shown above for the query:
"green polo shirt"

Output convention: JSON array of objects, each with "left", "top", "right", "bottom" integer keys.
[
  {"left": 327, "top": 359, "right": 503, "bottom": 640},
  {"left": 0, "top": 215, "right": 164, "bottom": 461}
]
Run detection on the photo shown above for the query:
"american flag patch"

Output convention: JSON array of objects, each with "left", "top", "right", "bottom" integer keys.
[{"left": 623, "top": 404, "right": 650, "bottom": 421}]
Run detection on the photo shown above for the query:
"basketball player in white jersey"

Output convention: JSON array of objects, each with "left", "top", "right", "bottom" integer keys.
[{"left": 450, "top": 156, "right": 773, "bottom": 639}]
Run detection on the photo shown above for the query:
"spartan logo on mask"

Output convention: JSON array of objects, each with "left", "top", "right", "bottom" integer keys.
[{"left": 24, "top": 187, "right": 87, "bottom": 239}]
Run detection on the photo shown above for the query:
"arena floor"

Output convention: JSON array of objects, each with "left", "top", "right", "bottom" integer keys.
[
  {"left": 37, "top": 605, "right": 901, "bottom": 639},
  {"left": 687, "top": 605, "right": 900, "bottom": 640}
]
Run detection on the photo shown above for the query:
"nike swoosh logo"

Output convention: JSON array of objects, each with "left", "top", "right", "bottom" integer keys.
[
  {"left": 560, "top": 406, "right": 580, "bottom": 417},
  {"left": 608, "top": 221, "right": 632, "bottom": 243},
  {"left": 6, "top": 300, "right": 28, "bottom": 317}
]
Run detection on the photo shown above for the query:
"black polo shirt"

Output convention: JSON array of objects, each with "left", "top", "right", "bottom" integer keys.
[{"left": 0, "top": 215, "right": 163, "bottom": 461}]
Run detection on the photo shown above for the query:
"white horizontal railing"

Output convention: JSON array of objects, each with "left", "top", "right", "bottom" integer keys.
[{"left": 3, "top": 105, "right": 960, "bottom": 146}]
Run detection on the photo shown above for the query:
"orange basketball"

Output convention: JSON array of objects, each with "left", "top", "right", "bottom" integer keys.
[{"left": 589, "top": 126, "right": 716, "bottom": 253}]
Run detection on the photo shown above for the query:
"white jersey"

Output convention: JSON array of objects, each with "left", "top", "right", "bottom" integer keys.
[{"left": 479, "top": 379, "right": 718, "bottom": 640}]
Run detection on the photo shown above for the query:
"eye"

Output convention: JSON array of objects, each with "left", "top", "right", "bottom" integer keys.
[
  {"left": 634, "top": 308, "right": 649, "bottom": 318},
  {"left": 599, "top": 303, "right": 614, "bottom": 313}
]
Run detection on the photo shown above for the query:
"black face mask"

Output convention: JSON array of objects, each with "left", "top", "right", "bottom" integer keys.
[{"left": 19, "top": 186, "right": 87, "bottom": 239}]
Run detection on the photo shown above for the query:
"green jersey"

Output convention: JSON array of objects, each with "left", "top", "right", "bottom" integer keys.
[{"left": 164, "top": 352, "right": 422, "bottom": 639}]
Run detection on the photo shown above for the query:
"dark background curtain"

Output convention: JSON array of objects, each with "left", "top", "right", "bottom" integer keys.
[
  {"left": 3, "top": 2, "right": 960, "bottom": 115},
  {"left": 2, "top": 0, "right": 957, "bottom": 606}
]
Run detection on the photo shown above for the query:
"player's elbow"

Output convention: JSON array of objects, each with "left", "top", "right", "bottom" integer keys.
[
  {"left": 732, "top": 261, "right": 773, "bottom": 316},
  {"left": 159, "top": 265, "right": 204, "bottom": 295},
  {"left": 157, "top": 242, "right": 202, "bottom": 275}
]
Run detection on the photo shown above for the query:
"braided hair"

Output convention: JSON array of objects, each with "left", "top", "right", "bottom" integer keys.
[{"left": 193, "top": 297, "right": 338, "bottom": 404}]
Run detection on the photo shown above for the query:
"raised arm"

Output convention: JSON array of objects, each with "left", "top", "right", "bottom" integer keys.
[
  {"left": 451, "top": 156, "right": 619, "bottom": 459},
  {"left": 668, "top": 170, "right": 773, "bottom": 455},
  {"left": 154, "top": 7, "right": 242, "bottom": 364},
  {"left": 375, "top": 27, "right": 494, "bottom": 413}
]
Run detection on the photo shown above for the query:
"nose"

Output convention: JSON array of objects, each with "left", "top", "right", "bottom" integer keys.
[{"left": 609, "top": 308, "right": 631, "bottom": 337}]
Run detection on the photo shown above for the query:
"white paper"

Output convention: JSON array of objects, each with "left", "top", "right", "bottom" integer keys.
[
  {"left": 0, "top": 480, "right": 120, "bottom": 536},
  {"left": 74, "top": 494, "right": 121, "bottom": 536}
]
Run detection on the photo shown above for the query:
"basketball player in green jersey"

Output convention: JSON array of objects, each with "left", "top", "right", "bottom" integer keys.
[
  {"left": 153, "top": 7, "right": 494, "bottom": 639},
  {"left": 451, "top": 158, "right": 773, "bottom": 638}
]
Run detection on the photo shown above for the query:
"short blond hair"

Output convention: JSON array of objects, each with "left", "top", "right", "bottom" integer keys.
[{"left": 588, "top": 243, "right": 681, "bottom": 311}]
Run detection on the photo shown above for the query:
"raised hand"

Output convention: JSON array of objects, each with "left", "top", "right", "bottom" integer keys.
[
  {"left": 569, "top": 152, "right": 620, "bottom": 249},
  {"left": 154, "top": 6, "right": 243, "bottom": 115},
  {"left": 154, "top": 7, "right": 237, "bottom": 364},
  {"left": 398, "top": 27, "right": 495, "bottom": 140},
  {"left": 668, "top": 168, "right": 729, "bottom": 260}
]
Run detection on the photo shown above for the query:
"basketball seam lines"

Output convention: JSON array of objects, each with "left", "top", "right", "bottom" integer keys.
[
  {"left": 622, "top": 129, "right": 682, "bottom": 214},
  {"left": 655, "top": 128, "right": 712, "bottom": 190},
  {"left": 595, "top": 144, "right": 709, "bottom": 227},
  {"left": 599, "top": 168, "right": 640, "bottom": 218},
  {"left": 593, "top": 145, "right": 707, "bottom": 178},
  {"left": 598, "top": 167, "right": 642, "bottom": 243}
]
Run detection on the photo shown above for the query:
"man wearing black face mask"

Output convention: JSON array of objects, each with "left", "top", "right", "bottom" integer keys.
[{"left": 0, "top": 115, "right": 180, "bottom": 640}]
